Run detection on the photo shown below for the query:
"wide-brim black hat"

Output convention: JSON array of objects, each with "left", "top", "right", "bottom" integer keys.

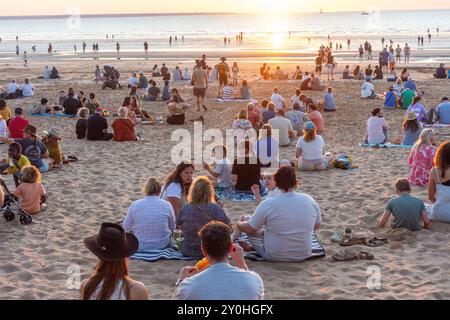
[{"left": 84, "top": 223, "right": 139, "bottom": 261}]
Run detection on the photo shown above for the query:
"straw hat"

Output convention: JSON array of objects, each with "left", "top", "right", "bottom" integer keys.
[{"left": 405, "top": 112, "right": 418, "bottom": 121}]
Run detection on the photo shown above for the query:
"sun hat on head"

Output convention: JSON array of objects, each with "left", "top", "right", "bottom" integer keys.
[
  {"left": 405, "top": 112, "right": 418, "bottom": 121},
  {"left": 84, "top": 223, "right": 139, "bottom": 261},
  {"left": 43, "top": 127, "right": 61, "bottom": 140},
  {"left": 305, "top": 121, "right": 316, "bottom": 131},
  {"left": 24, "top": 124, "right": 37, "bottom": 137}
]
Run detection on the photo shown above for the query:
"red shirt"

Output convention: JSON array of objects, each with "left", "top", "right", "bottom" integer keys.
[
  {"left": 8, "top": 116, "right": 29, "bottom": 139},
  {"left": 247, "top": 109, "right": 260, "bottom": 128},
  {"left": 112, "top": 118, "right": 137, "bottom": 142}
]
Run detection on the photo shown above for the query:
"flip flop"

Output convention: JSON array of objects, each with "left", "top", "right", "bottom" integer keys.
[
  {"left": 332, "top": 252, "right": 359, "bottom": 261},
  {"left": 365, "top": 237, "right": 389, "bottom": 247},
  {"left": 358, "top": 252, "right": 375, "bottom": 260},
  {"left": 339, "top": 237, "right": 366, "bottom": 246}
]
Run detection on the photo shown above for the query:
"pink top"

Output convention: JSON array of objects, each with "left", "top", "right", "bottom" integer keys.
[
  {"left": 307, "top": 111, "right": 325, "bottom": 133},
  {"left": 408, "top": 144, "right": 436, "bottom": 186}
]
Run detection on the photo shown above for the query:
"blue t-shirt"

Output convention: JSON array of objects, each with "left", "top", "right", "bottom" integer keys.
[
  {"left": 16, "top": 138, "right": 47, "bottom": 169},
  {"left": 437, "top": 102, "right": 450, "bottom": 124},
  {"left": 404, "top": 80, "right": 417, "bottom": 92},
  {"left": 323, "top": 93, "right": 336, "bottom": 111},
  {"left": 384, "top": 91, "right": 396, "bottom": 108},
  {"left": 262, "top": 110, "right": 276, "bottom": 123}
]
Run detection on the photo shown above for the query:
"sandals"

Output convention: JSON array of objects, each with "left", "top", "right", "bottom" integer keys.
[
  {"left": 332, "top": 251, "right": 374, "bottom": 262},
  {"left": 365, "top": 237, "right": 389, "bottom": 247},
  {"left": 339, "top": 237, "right": 366, "bottom": 246}
]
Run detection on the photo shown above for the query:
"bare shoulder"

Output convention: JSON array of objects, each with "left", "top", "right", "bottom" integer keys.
[{"left": 128, "top": 280, "right": 149, "bottom": 300}]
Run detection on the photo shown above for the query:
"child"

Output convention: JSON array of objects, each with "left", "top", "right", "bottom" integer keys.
[
  {"left": 202, "top": 145, "right": 233, "bottom": 189},
  {"left": 42, "top": 128, "right": 63, "bottom": 169},
  {"left": 378, "top": 178, "right": 430, "bottom": 231},
  {"left": 161, "top": 80, "right": 171, "bottom": 101},
  {"left": 0, "top": 143, "right": 31, "bottom": 186},
  {"left": 76, "top": 108, "right": 89, "bottom": 139},
  {"left": 232, "top": 62, "right": 239, "bottom": 86},
  {"left": 13, "top": 166, "right": 46, "bottom": 214}
]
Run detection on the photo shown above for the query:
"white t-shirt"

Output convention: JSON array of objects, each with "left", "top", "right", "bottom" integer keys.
[
  {"left": 367, "top": 116, "right": 388, "bottom": 144},
  {"left": 22, "top": 83, "right": 35, "bottom": 97},
  {"left": 291, "top": 95, "right": 301, "bottom": 106},
  {"left": 0, "top": 119, "right": 7, "bottom": 137},
  {"left": 361, "top": 82, "right": 375, "bottom": 98},
  {"left": 268, "top": 116, "right": 293, "bottom": 147},
  {"left": 161, "top": 182, "right": 182, "bottom": 200},
  {"left": 296, "top": 135, "right": 325, "bottom": 160},
  {"left": 7, "top": 83, "right": 20, "bottom": 94},
  {"left": 128, "top": 77, "right": 139, "bottom": 86},
  {"left": 271, "top": 93, "right": 284, "bottom": 110},
  {"left": 249, "top": 192, "right": 322, "bottom": 261},
  {"left": 214, "top": 158, "right": 233, "bottom": 188}
]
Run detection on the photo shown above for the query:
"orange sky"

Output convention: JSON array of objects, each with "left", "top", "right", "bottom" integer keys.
[{"left": 1, "top": 0, "right": 449, "bottom": 16}]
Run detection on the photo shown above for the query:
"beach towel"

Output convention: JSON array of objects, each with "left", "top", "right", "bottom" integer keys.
[
  {"left": 130, "top": 246, "right": 195, "bottom": 262},
  {"left": 242, "top": 234, "right": 326, "bottom": 261},
  {"left": 359, "top": 143, "right": 413, "bottom": 149},
  {"left": 29, "top": 112, "right": 77, "bottom": 118},
  {"left": 216, "top": 98, "right": 258, "bottom": 104},
  {"left": 214, "top": 187, "right": 268, "bottom": 202},
  {"left": 423, "top": 123, "right": 450, "bottom": 128}
]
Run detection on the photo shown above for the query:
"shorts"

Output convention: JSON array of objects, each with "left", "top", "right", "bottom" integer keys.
[
  {"left": 193, "top": 87, "right": 206, "bottom": 98},
  {"left": 315, "top": 65, "right": 322, "bottom": 72},
  {"left": 299, "top": 158, "right": 328, "bottom": 171},
  {"left": 219, "top": 74, "right": 228, "bottom": 86}
]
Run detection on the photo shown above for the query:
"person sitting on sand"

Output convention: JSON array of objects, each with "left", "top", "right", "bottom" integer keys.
[
  {"left": 161, "top": 161, "right": 195, "bottom": 218},
  {"left": 0, "top": 99, "right": 12, "bottom": 123},
  {"left": 343, "top": 65, "right": 354, "bottom": 79},
  {"left": 353, "top": 65, "right": 363, "bottom": 80},
  {"left": 161, "top": 80, "right": 171, "bottom": 101},
  {"left": 177, "top": 176, "right": 230, "bottom": 259},
  {"left": 221, "top": 83, "right": 234, "bottom": 100},
  {"left": 42, "top": 65, "right": 51, "bottom": 80},
  {"left": 41, "top": 128, "right": 63, "bottom": 169},
  {"left": 7, "top": 80, "right": 22, "bottom": 98},
  {"left": 138, "top": 72, "right": 149, "bottom": 89},
  {"left": 231, "top": 109, "right": 254, "bottom": 142},
  {"left": 50, "top": 66, "right": 60, "bottom": 79},
  {"left": 240, "top": 80, "right": 251, "bottom": 100},
  {"left": 361, "top": 79, "right": 377, "bottom": 99},
  {"left": 387, "top": 68, "right": 397, "bottom": 82},
  {"left": 373, "top": 65, "right": 383, "bottom": 80},
  {"left": 378, "top": 178, "right": 430, "bottom": 231},
  {"left": 81, "top": 223, "right": 149, "bottom": 300},
  {"left": 384, "top": 86, "right": 397, "bottom": 109},
  {"left": 306, "top": 104, "right": 324, "bottom": 133},
  {"left": 202, "top": 145, "right": 233, "bottom": 189},
  {"left": 428, "top": 141, "right": 450, "bottom": 223},
  {"left": 393, "top": 78, "right": 404, "bottom": 96},
  {"left": 13, "top": 165, "right": 46, "bottom": 214},
  {"left": 263, "top": 66, "right": 271, "bottom": 80},
  {"left": 292, "top": 66, "right": 303, "bottom": 80},
  {"left": 128, "top": 73, "right": 139, "bottom": 88},
  {"left": 0, "top": 142, "right": 31, "bottom": 179},
  {"left": 260, "top": 63, "right": 267, "bottom": 77},
  {"left": 8, "top": 108, "right": 29, "bottom": 139},
  {"left": 173, "top": 221, "right": 264, "bottom": 300},
  {"left": 246, "top": 103, "right": 260, "bottom": 129},
  {"left": 63, "top": 90, "right": 79, "bottom": 115},
  {"left": 161, "top": 63, "right": 169, "bottom": 80},
  {"left": 437, "top": 97, "right": 450, "bottom": 124},
  {"left": 183, "top": 68, "right": 190, "bottom": 81},
  {"left": 251, "top": 170, "right": 283, "bottom": 205},
  {"left": 84, "top": 93, "right": 101, "bottom": 115},
  {"left": 400, "top": 68, "right": 410, "bottom": 82},
  {"left": 236, "top": 166, "right": 321, "bottom": 261},
  {"left": 406, "top": 96, "right": 428, "bottom": 123},
  {"left": 22, "top": 79, "right": 35, "bottom": 97},
  {"left": 321, "top": 87, "right": 336, "bottom": 112},
  {"left": 232, "top": 140, "right": 262, "bottom": 193},
  {"left": 291, "top": 89, "right": 302, "bottom": 108},
  {"left": 87, "top": 108, "right": 113, "bottom": 141},
  {"left": 308, "top": 73, "right": 325, "bottom": 91},
  {"left": 286, "top": 103, "right": 310, "bottom": 135},
  {"left": 404, "top": 77, "right": 418, "bottom": 93},
  {"left": 173, "top": 66, "right": 183, "bottom": 81},
  {"left": 143, "top": 81, "right": 160, "bottom": 101},
  {"left": 365, "top": 108, "right": 388, "bottom": 145},
  {"left": 399, "top": 87, "right": 416, "bottom": 109},
  {"left": 273, "top": 66, "right": 285, "bottom": 80},
  {"left": 31, "top": 98, "right": 52, "bottom": 115},
  {"left": 402, "top": 112, "right": 422, "bottom": 146},
  {"left": 268, "top": 109, "right": 296, "bottom": 147},
  {"left": 167, "top": 95, "right": 190, "bottom": 125},
  {"left": 408, "top": 129, "right": 437, "bottom": 186},
  {"left": 76, "top": 108, "right": 89, "bottom": 139},
  {"left": 262, "top": 102, "right": 276, "bottom": 124},
  {"left": 270, "top": 88, "right": 285, "bottom": 110},
  {"left": 152, "top": 64, "right": 161, "bottom": 77},
  {"left": 364, "top": 65, "right": 373, "bottom": 81},
  {"left": 300, "top": 72, "right": 311, "bottom": 90},
  {"left": 256, "top": 124, "right": 279, "bottom": 167},
  {"left": 123, "top": 96, "right": 151, "bottom": 122},
  {"left": 1, "top": 124, "right": 50, "bottom": 172},
  {"left": 434, "top": 63, "right": 447, "bottom": 79},
  {"left": 296, "top": 122, "right": 333, "bottom": 171},
  {"left": 112, "top": 107, "right": 138, "bottom": 142},
  {"left": 123, "top": 177, "right": 175, "bottom": 250}
]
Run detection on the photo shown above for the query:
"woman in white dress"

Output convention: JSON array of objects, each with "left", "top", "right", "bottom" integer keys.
[{"left": 428, "top": 141, "right": 450, "bottom": 222}]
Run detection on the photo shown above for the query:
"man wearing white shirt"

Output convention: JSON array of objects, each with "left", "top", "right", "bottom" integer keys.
[
  {"left": 271, "top": 88, "right": 285, "bottom": 111},
  {"left": 268, "top": 109, "right": 296, "bottom": 147},
  {"left": 128, "top": 72, "right": 139, "bottom": 88},
  {"left": 361, "top": 79, "right": 377, "bottom": 99},
  {"left": 7, "top": 80, "right": 20, "bottom": 95},
  {"left": 22, "top": 79, "right": 35, "bottom": 97}
]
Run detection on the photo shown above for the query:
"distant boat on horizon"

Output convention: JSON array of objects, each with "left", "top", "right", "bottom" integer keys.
[{"left": 361, "top": 11, "right": 370, "bottom": 15}]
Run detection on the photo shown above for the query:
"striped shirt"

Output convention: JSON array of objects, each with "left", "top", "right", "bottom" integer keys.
[
  {"left": 123, "top": 196, "right": 176, "bottom": 251},
  {"left": 222, "top": 86, "right": 234, "bottom": 100}
]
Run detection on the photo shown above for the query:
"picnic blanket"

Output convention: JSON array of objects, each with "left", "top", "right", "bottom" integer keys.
[
  {"left": 29, "top": 112, "right": 77, "bottom": 118},
  {"left": 216, "top": 98, "right": 258, "bottom": 104},
  {"left": 130, "top": 246, "right": 195, "bottom": 262},
  {"left": 360, "top": 143, "right": 413, "bottom": 149},
  {"left": 423, "top": 123, "right": 450, "bottom": 128},
  {"left": 214, "top": 187, "right": 268, "bottom": 202},
  {"left": 242, "top": 233, "right": 326, "bottom": 261}
]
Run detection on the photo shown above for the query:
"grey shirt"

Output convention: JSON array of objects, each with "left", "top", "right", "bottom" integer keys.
[
  {"left": 386, "top": 194, "right": 425, "bottom": 231},
  {"left": 174, "top": 263, "right": 264, "bottom": 300}
]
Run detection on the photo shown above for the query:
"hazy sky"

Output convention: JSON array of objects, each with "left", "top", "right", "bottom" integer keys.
[{"left": 1, "top": 0, "right": 449, "bottom": 16}]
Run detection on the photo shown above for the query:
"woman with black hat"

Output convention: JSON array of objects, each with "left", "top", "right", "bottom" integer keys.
[{"left": 81, "top": 223, "right": 149, "bottom": 300}]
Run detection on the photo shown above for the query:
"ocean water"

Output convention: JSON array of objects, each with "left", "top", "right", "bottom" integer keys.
[{"left": 0, "top": 10, "right": 449, "bottom": 54}]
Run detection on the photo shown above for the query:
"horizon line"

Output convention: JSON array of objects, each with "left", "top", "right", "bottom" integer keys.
[{"left": 0, "top": 8, "right": 449, "bottom": 19}]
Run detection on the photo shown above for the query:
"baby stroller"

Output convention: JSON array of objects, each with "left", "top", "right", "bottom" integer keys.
[{"left": 1, "top": 189, "right": 32, "bottom": 225}]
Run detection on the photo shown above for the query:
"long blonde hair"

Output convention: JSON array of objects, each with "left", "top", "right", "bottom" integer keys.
[
  {"left": 413, "top": 128, "right": 435, "bottom": 150},
  {"left": 236, "top": 108, "right": 248, "bottom": 120},
  {"left": 188, "top": 176, "right": 215, "bottom": 204},
  {"left": 303, "top": 126, "right": 317, "bottom": 143}
]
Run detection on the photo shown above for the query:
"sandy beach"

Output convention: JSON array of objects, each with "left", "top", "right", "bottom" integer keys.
[{"left": 1, "top": 52, "right": 450, "bottom": 300}]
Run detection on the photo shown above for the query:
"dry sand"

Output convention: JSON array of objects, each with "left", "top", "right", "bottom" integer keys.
[{"left": 0, "top": 54, "right": 450, "bottom": 300}]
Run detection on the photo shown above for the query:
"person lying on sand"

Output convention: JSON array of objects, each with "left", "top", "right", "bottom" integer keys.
[{"left": 378, "top": 178, "right": 430, "bottom": 231}]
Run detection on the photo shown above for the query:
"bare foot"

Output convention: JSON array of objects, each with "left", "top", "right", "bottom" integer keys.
[{"left": 238, "top": 240, "right": 254, "bottom": 252}]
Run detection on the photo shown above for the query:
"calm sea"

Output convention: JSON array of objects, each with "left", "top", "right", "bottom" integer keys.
[{"left": 0, "top": 10, "right": 449, "bottom": 54}]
